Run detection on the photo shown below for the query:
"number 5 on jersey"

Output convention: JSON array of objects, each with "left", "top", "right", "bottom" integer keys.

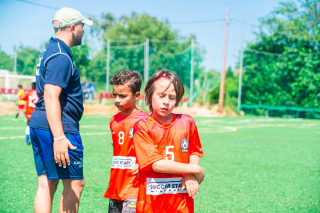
[{"left": 165, "top": 146, "right": 174, "bottom": 161}]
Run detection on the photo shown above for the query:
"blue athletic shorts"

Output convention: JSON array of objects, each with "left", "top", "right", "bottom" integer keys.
[{"left": 30, "top": 127, "right": 84, "bottom": 180}]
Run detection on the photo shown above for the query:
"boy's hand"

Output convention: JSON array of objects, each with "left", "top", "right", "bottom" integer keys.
[
  {"left": 131, "top": 163, "right": 139, "bottom": 176},
  {"left": 182, "top": 174, "right": 198, "bottom": 198},
  {"left": 194, "top": 165, "right": 205, "bottom": 184}
]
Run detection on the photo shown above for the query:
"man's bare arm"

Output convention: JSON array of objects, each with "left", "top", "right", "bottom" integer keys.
[{"left": 44, "top": 84, "right": 77, "bottom": 168}]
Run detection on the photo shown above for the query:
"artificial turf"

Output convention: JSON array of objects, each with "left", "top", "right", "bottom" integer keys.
[{"left": 0, "top": 115, "right": 319, "bottom": 212}]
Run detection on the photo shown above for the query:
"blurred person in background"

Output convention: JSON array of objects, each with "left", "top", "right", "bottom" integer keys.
[
  {"left": 88, "top": 80, "right": 96, "bottom": 102},
  {"left": 20, "top": 82, "right": 38, "bottom": 145},
  {"left": 13, "top": 84, "right": 25, "bottom": 121}
]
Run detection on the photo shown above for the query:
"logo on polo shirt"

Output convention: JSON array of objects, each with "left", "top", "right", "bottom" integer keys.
[{"left": 36, "top": 55, "right": 44, "bottom": 76}]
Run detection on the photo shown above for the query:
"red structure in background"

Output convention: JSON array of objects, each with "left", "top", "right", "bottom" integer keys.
[
  {"left": 96, "top": 92, "right": 189, "bottom": 103},
  {"left": 0, "top": 88, "right": 33, "bottom": 94},
  {"left": 0, "top": 89, "right": 189, "bottom": 103},
  {"left": 0, "top": 88, "right": 17, "bottom": 94}
]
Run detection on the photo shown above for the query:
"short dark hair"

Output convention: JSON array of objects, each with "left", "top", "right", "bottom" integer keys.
[
  {"left": 18, "top": 84, "right": 22, "bottom": 89},
  {"left": 110, "top": 70, "right": 142, "bottom": 94},
  {"left": 31, "top": 82, "right": 36, "bottom": 90},
  {"left": 145, "top": 70, "right": 184, "bottom": 112},
  {"left": 54, "top": 22, "right": 82, "bottom": 33}
]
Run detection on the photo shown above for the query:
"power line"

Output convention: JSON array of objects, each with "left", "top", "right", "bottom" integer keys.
[
  {"left": 171, "top": 18, "right": 225, "bottom": 24},
  {"left": 107, "top": 39, "right": 145, "bottom": 43},
  {"left": 150, "top": 39, "right": 190, "bottom": 43},
  {"left": 170, "top": 18, "right": 258, "bottom": 27},
  {"left": 230, "top": 18, "right": 259, "bottom": 28},
  {"left": 14, "top": 0, "right": 260, "bottom": 28},
  {"left": 156, "top": 45, "right": 191, "bottom": 56},
  {"left": 109, "top": 43, "right": 145, "bottom": 49},
  {"left": 245, "top": 48, "right": 320, "bottom": 56},
  {"left": 15, "top": 0, "right": 100, "bottom": 18}
]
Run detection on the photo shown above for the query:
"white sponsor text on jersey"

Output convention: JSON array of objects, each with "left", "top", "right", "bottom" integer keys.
[
  {"left": 111, "top": 156, "right": 136, "bottom": 169},
  {"left": 146, "top": 177, "right": 188, "bottom": 195}
]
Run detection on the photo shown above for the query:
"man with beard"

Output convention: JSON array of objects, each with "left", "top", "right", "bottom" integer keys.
[{"left": 29, "top": 7, "right": 92, "bottom": 213}]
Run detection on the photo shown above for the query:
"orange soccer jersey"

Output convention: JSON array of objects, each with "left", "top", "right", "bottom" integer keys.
[
  {"left": 104, "top": 109, "right": 149, "bottom": 200},
  {"left": 21, "top": 89, "right": 38, "bottom": 121},
  {"left": 133, "top": 113, "right": 203, "bottom": 213}
]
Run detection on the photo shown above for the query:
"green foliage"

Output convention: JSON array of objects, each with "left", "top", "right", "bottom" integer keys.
[
  {"left": 0, "top": 47, "right": 13, "bottom": 71},
  {"left": 71, "top": 44, "right": 90, "bottom": 77},
  {"left": 16, "top": 46, "right": 41, "bottom": 75},
  {"left": 242, "top": 0, "right": 320, "bottom": 117},
  {"left": 226, "top": 66, "right": 233, "bottom": 78},
  {"left": 196, "top": 70, "right": 219, "bottom": 105},
  {"left": 1, "top": 13, "right": 204, "bottom": 95},
  {"left": 88, "top": 13, "right": 203, "bottom": 91},
  {"left": 207, "top": 68, "right": 238, "bottom": 112},
  {"left": 0, "top": 45, "right": 41, "bottom": 75}
]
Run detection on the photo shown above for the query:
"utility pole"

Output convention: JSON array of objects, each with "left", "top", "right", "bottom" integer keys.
[
  {"left": 190, "top": 39, "right": 195, "bottom": 107},
  {"left": 106, "top": 39, "right": 110, "bottom": 93},
  {"left": 14, "top": 45, "right": 17, "bottom": 74},
  {"left": 203, "top": 71, "right": 208, "bottom": 104},
  {"left": 144, "top": 38, "right": 149, "bottom": 88},
  {"left": 238, "top": 14, "right": 245, "bottom": 110},
  {"left": 219, "top": 7, "right": 229, "bottom": 113}
]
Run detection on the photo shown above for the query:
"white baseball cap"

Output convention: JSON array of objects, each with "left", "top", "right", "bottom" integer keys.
[{"left": 53, "top": 7, "right": 93, "bottom": 28}]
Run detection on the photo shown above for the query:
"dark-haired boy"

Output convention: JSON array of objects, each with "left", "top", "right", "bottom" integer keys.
[{"left": 104, "top": 70, "right": 149, "bottom": 213}]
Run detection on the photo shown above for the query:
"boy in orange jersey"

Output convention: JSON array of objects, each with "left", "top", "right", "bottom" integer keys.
[
  {"left": 21, "top": 82, "right": 38, "bottom": 145},
  {"left": 104, "top": 70, "right": 149, "bottom": 213},
  {"left": 133, "top": 70, "right": 205, "bottom": 213}
]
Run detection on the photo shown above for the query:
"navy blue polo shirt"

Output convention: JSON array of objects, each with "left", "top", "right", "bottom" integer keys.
[{"left": 29, "top": 37, "right": 83, "bottom": 134}]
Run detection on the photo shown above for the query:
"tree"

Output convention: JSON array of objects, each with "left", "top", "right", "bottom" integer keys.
[
  {"left": 16, "top": 46, "right": 41, "bottom": 75},
  {"left": 71, "top": 44, "right": 90, "bottom": 77},
  {"left": 0, "top": 47, "right": 13, "bottom": 71},
  {"left": 88, "top": 12, "right": 203, "bottom": 91},
  {"left": 241, "top": 0, "right": 320, "bottom": 118}
]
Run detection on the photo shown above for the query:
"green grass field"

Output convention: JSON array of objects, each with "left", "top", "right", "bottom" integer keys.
[{"left": 0, "top": 115, "right": 319, "bottom": 212}]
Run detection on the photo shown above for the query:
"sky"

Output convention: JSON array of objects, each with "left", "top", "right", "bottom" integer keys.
[{"left": 0, "top": 0, "right": 300, "bottom": 72}]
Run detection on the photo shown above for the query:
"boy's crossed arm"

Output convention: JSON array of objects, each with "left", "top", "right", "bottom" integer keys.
[
  {"left": 151, "top": 157, "right": 205, "bottom": 198},
  {"left": 182, "top": 155, "right": 202, "bottom": 198}
]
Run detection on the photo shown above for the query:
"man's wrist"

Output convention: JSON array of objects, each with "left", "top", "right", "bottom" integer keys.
[{"left": 54, "top": 135, "right": 66, "bottom": 141}]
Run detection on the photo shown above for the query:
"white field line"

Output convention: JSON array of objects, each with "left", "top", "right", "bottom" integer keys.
[
  {"left": 0, "top": 127, "right": 25, "bottom": 130},
  {"left": 1, "top": 118, "right": 28, "bottom": 120},
  {"left": 197, "top": 120, "right": 226, "bottom": 124},
  {"left": 0, "top": 136, "right": 25, "bottom": 140},
  {"left": 0, "top": 125, "right": 109, "bottom": 130},
  {"left": 199, "top": 126, "right": 237, "bottom": 134},
  {"left": 236, "top": 123, "right": 319, "bottom": 129},
  {"left": 196, "top": 118, "right": 310, "bottom": 126},
  {"left": 0, "top": 132, "right": 110, "bottom": 140},
  {"left": 225, "top": 118, "right": 306, "bottom": 124},
  {"left": 80, "top": 125, "right": 108, "bottom": 129},
  {"left": 226, "top": 119, "right": 278, "bottom": 124},
  {"left": 81, "top": 132, "right": 110, "bottom": 136},
  {"left": 198, "top": 123, "right": 319, "bottom": 134}
]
